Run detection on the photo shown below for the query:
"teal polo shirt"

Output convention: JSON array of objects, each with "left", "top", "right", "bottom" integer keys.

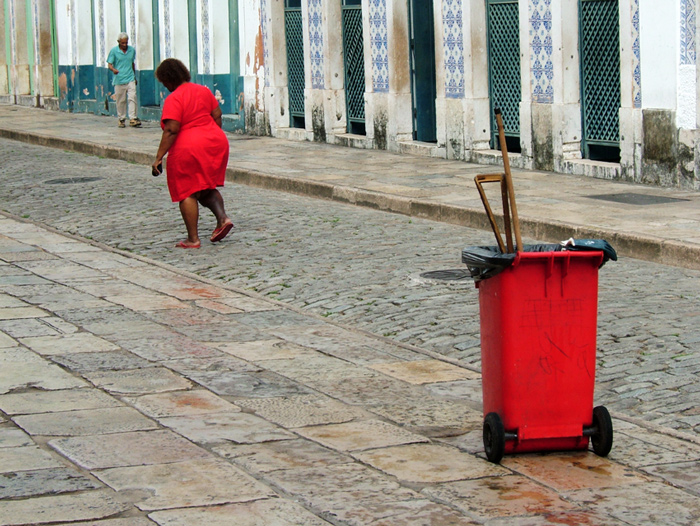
[{"left": 107, "top": 45, "right": 136, "bottom": 85}]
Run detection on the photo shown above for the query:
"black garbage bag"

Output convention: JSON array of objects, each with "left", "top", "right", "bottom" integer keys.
[{"left": 462, "top": 239, "right": 617, "bottom": 281}]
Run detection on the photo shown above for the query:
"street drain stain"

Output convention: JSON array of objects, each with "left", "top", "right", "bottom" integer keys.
[
  {"left": 44, "top": 177, "right": 103, "bottom": 184},
  {"left": 419, "top": 269, "right": 471, "bottom": 281}
]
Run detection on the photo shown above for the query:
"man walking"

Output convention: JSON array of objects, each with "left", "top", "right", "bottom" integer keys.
[{"left": 107, "top": 33, "right": 141, "bottom": 128}]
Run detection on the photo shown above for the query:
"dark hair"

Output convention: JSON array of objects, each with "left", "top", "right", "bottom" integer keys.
[{"left": 155, "top": 58, "right": 191, "bottom": 87}]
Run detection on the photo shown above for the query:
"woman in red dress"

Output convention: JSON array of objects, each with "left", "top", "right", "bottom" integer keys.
[{"left": 152, "top": 58, "right": 233, "bottom": 248}]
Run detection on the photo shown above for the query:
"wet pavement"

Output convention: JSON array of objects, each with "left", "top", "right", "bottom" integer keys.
[{"left": 0, "top": 104, "right": 700, "bottom": 524}]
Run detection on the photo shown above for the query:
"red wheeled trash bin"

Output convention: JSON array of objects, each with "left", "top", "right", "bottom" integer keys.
[{"left": 475, "top": 250, "right": 613, "bottom": 463}]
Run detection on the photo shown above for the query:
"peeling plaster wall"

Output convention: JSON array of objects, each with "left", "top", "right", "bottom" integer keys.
[
  {"left": 241, "top": 0, "right": 264, "bottom": 114},
  {"left": 169, "top": 0, "right": 190, "bottom": 67},
  {"left": 75, "top": 0, "right": 93, "bottom": 66},
  {"left": 136, "top": 0, "right": 155, "bottom": 72},
  {"left": 678, "top": 65, "right": 697, "bottom": 130},
  {"left": 0, "top": 3, "right": 7, "bottom": 95},
  {"left": 211, "top": 0, "right": 230, "bottom": 75},
  {"left": 102, "top": 2, "right": 122, "bottom": 66},
  {"left": 3, "top": 0, "right": 699, "bottom": 189},
  {"left": 640, "top": 0, "right": 677, "bottom": 110},
  {"left": 240, "top": 0, "right": 268, "bottom": 133},
  {"left": 9, "top": 0, "right": 31, "bottom": 95}
]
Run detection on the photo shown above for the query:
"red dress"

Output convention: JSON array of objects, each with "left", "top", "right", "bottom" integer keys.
[{"left": 161, "top": 82, "right": 229, "bottom": 202}]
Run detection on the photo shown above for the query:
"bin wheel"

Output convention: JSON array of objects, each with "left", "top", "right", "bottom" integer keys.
[
  {"left": 483, "top": 412, "right": 506, "bottom": 464},
  {"left": 591, "top": 406, "right": 613, "bottom": 457}
]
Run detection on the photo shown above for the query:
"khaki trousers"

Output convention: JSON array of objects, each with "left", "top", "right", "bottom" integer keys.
[{"left": 115, "top": 81, "right": 137, "bottom": 121}]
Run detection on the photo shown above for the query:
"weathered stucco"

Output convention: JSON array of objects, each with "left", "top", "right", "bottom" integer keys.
[
  {"left": 642, "top": 109, "right": 678, "bottom": 186},
  {"left": 2, "top": 0, "right": 699, "bottom": 190}
]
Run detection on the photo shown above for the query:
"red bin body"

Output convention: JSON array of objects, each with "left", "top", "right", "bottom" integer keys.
[{"left": 476, "top": 250, "right": 604, "bottom": 454}]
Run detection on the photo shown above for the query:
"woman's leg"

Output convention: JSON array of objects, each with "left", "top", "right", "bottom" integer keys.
[
  {"left": 198, "top": 189, "right": 230, "bottom": 228},
  {"left": 178, "top": 192, "right": 201, "bottom": 245}
]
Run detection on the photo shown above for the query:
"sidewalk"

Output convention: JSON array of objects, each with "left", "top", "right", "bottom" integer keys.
[
  {"left": 2, "top": 214, "right": 700, "bottom": 525},
  {"left": 1, "top": 104, "right": 699, "bottom": 270}
]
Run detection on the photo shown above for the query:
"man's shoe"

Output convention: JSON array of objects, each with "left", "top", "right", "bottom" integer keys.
[
  {"left": 118, "top": 120, "right": 126, "bottom": 128},
  {"left": 129, "top": 118, "right": 142, "bottom": 127}
]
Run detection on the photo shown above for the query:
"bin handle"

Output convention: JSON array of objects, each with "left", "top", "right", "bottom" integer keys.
[
  {"left": 473, "top": 109, "right": 523, "bottom": 254},
  {"left": 495, "top": 109, "right": 523, "bottom": 252}
]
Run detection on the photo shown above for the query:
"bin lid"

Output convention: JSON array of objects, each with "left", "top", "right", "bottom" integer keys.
[{"left": 462, "top": 240, "right": 616, "bottom": 281}]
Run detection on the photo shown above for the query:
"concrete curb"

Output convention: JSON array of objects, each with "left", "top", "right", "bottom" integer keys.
[{"left": 2, "top": 127, "right": 699, "bottom": 271}]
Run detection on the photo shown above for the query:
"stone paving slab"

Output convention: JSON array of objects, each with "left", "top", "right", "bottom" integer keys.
[
  {"left": 0, "top": 467, "right": 101, "bottom": 498},
  {"left": 213, "top": 438, "right": 353, "bottom": 473},
  {"left": 19, "top": 333, "right": 120, "bottom": 355},
  {"left": 368, "top": 396, "right": 483, "bottom": 434},
  {"left": 109, "top": 332, "right": 221, "bottom": 362},
  {"left": 162, "top": 352, "right": 262, "bottom": 375},
  {"left": 50, "top": 350, "right": 154, "bottom": 372},
  {"left": 354, "top": 443, "right": 506, "bottom": 483},
  {"left": 14, "top": 406, "right": 159, "bottom": 436},
  {"left": 424, "top": 475, "right": 580, "bottom": 522},
  {"left": 53, "top": 519, "right": 156, "bottom": 526},
  {"left": 234, "top": 393, "right": 369, "bottom": 428},
  {"left": 158, "top": 411, "right": 296, "bottom": 444},
  {"left": 85, "top": 368, "right": 194, "bottom": 395},
  {"left": 0, "top": 306, "right": 48, "bottom": 319},
  {"left": 564, "top": 481, "right": 700, "bottom": 525},
  {"left": 94, "top": 458, "right": 276, "bottom": 512},
  {"left": 0, "top": 332, "right": 16, "bottom": 348},
  {"left": 49, "top": 430, "right": 212, "bottom": 470},
  {"left": 0, "top": 360, "right": 88, "bottom": 394},
  {"left": 501, "top": 452, "right": 649, "bottom": 492},
  {"left": 262, "top": 463, "right": 467, "bottom": 525},
  {"left": 295, "top": 419, "right": 429, "bottom": 452},
  {"left": 0, "top": 445, "right": 63, "bottom": 473},
  {"left": 125, "top": 389, "right": 241, "bottom": 418},
  {"left": 0, "top": 489, "right": 130, "bottom": 526},
  {"left": 213, "top": 339, "right": 319, "bottom": 361},
  {"left": 147, "top": 500, "right": 334, "bottom": 526},
  {"left": 369, "top": 359, "right": 480, "bottom": 384},
  {"left": 0, "top": 426, "right": 32, "bottom": 448},
  {"left": 0, "top": 388, "right": 122, "bottom": 415}
]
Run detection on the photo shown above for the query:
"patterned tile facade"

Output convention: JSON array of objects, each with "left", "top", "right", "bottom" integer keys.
[
  {"left": 442, "top": 0, "right": 464, "bottom": 98},
  {"left": 261, "top": 0, "right": 270, "bottom": 87},
  {"left": 32, "top": 0, "right": 40, "bottom": 64},
  {"left": 8, "top": 0, "right": 16, "bottom": 66},
  {"left": 97, "top": 0, "right": 105, "bottom": 65},
  {"left": 369, "top": 0, "right": 389, "bottom": 92},
  {"left": 129, "top": 0, "right": 136, "bottom": 42},
  {"left": 163, "top": 0, "right": 172, "bottom": 59},
  {"left": 681, "top": 0, "right": 697, "bottom": 66},
  {"left": 70, "top": 0, "right": 77, "bottom": 64},
  {"left": 202, "top": 0, "right": 211, "bottom": 74},
  {"left": 529, "top": 0, "right": 553, "bottom": 104},
  {"left": 632, "top": 0, "right": 641, "bottom": 108},
  {"left": 309, "top": 0, "right": 324, "bottom": 89}
]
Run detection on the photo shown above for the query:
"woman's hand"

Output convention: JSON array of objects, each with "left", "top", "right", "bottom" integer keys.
[
  {"left": 153, "top": 119, "right": 181, "bottom": 175},
  {"left": 151, "top": 159, "right": 163, "bottom": 176}
]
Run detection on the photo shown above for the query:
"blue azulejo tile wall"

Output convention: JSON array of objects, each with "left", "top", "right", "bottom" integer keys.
[
  {"left": 369, "top": 0, "right": 389, "bottom": 93},
  {"left": 529, "top": 0, "right": 553, "bottom": 104},
  {"left": 443, "top": 0, "right": 465, "bottom": 99}
]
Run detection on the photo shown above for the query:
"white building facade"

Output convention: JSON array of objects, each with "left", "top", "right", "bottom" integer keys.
[{"left": 2, "top": 0, "right": 700, "bottom": 189}]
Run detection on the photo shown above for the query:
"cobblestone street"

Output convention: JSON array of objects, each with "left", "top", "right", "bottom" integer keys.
[{"left": 2, "top": 138, "right": 700, "bottom": 438}]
